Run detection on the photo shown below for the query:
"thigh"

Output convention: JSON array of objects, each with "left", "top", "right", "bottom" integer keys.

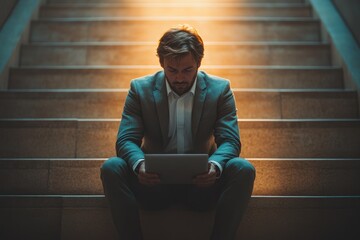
[
  {"left": 130, "top": 176, "right": 175, "bottom": 210},
  {"left": 185, "top": 182, "right": 222, "bottom": 211},
  {"left": 223, "top": 157, "right": 256, "bottom": 182}
]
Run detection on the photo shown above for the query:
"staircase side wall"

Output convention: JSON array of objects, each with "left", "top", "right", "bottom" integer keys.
[
  {"left": 0, "top": 0, "right": 45, "bottom": 89},
  {"left": 0, "top": 0, "right": 18, "bottom": 29},
  {"left": 310, "top": 0, "right": 360, "bottom": 115}
]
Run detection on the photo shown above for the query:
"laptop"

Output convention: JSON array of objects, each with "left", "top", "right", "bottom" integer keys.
[{"left": 144, "top": 154, "right": 208, "bottom": 184}]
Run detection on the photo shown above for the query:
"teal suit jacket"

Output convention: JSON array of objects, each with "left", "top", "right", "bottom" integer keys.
[{"left": 116, "top": 70, "right": 241, "bottom": 171}]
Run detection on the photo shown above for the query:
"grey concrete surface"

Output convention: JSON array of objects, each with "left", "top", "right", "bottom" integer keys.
[
  {"left": 1, "top": 119, "right": 360, "bottom": 158},
  {"left": 8, "top": 66, "right": 344, "bottom": 89},
  {"left": 1, "top": 158, "right": 360, "bottom": 195},
  {"left": 0, "top": 195, "right": 359, "bottom": 240}
]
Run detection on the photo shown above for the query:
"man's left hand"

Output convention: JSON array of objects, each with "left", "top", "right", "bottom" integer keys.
[{"left": 193, "top": 162, "right": 219, "bottom": 188}]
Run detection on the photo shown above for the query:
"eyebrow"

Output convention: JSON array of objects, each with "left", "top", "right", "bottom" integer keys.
[{"left": 167, "top": 66, "right": 194, "bottom": 71}]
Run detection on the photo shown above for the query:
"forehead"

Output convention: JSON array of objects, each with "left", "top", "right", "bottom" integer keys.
[{"left": 164, "top": 53, "right": 197, "bottom": 68}]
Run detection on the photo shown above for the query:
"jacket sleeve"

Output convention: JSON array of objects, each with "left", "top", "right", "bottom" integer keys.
[
  {"left": 116, "top": 80, "right": 145, "bottom": 168},
  {"left": 208, "top": 81, "right": 241, "bottom": 171}
]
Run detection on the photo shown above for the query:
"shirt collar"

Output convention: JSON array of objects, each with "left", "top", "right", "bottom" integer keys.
[{"left": 165, "top": 76, "right": 197, "bottom": 97}]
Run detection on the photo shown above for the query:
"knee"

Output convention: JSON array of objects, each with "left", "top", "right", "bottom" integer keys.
[
  {"left": 224, "top": 157, "right": 256, "bottom": 182},
  {"left": 100, "top": 157, "right": 129, "bottom": 180}
]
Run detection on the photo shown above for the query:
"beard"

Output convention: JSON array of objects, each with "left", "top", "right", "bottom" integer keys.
[{"left": 166, "top": 72, "right": 197, "bottom": 96}]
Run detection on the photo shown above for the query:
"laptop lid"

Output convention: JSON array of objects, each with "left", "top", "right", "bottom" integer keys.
[{"left": 144, "top": 154, "right": 208, "bottom": 184}]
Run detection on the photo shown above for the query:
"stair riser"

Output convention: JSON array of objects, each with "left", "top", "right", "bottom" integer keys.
[
  {"left": 9, "top": 68, "right": 344, "bottom": 89},
  {"left": 30, "top": 20, "right": 320, "bottom": 42},
  {"left": 0, "top": 196, "right": 358, "bottom": 240},
  {"left": 0, "top": 91, "right": 358, "bottom": 119},
  {"left": 1, "top": 159, "right": 359, "bottom": 195},
  {"left": 40, "top": 6, "right": 311, "bottom": 18},
  {"left": 49, "top": 0, "right": 305, "bottom": 3},
  {"left": 1, "top": 120, "right": 359, "bottom": 158},
  {"left": 20, "top": 44, "right": 331, "bottom": 66},
  {"left": 48, "top": 0, "right": 305, "bottom": 3}
]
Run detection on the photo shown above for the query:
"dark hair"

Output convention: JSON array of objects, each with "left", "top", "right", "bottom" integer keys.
[{"left": 156, "top": 24, "right": 204, "bottom": 66}]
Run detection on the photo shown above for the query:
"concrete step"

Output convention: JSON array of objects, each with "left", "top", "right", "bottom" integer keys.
[
  {"left": 0, "top": 119, "right": 359, "bottom": 158},
  {"left": 48, "top": 0, "right": 306, "bottom": 3},
  {"left": 40, "top": 3, "right": 312, "bottom": 18},
  {"left": 20, "top": 42, "right": 331, "bottom": 66},
  {"left": 1, "top": 158, "right": 359, "bottom": 196},
  {"left": 9, "top": 66, "right": 344, "bottom": 89},
  {"left": 0, "top": 89, "right": 358, "bottom": 119},
  {"left": 30, "top": 18, "right": 321, "bottom": 42},
  {"left": 0, "top": 195, "right": 359, "bottom": 240}
]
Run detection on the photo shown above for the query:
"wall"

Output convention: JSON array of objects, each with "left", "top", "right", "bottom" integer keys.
[
  {"left": 332, "top": 0, "right": 360, "bottom": 46},
  {"left": 0, "top": 0, "right": 19, "bottom": 30}
]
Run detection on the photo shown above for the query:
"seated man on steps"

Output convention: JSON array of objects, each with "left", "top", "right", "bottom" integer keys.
[{"left": 100, "top": 24, "right": 256, "bottom": 240}]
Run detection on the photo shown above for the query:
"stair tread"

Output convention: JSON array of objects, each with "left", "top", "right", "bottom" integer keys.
[
  {"left": 1, "top": 158, "right": 359, "bottom": 195},
  {"left": 20, "top": 43, "right": 331, "bottom": 66},
  {"left": 43, "top": 3, "right": 310, "bottom": 7},
  {"left": 24, "top": 41, "right": 329, "bottom": 45},
  {"left": 1, "top": 195, "right": 359, "bottom": 209},
  {"left": 35, "top": 16, "right": 317, "bottom": 21},
  {"left": 1, "top": 118, "right": 359, "bottom": 158},
  {"left": 1, "top": 194, "right": 358, "bottom": 240},
  {"left": 1, "top": 89, "right": 357, "bottom": 119},
  {"left": 11, "top": 65, "right": 342, "bottom": 69}
]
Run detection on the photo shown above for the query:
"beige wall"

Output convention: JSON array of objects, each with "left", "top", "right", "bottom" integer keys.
[
  {"left": 0, "top": 0, "right": 19, "bottom": 29},
  {"left": 332, "top": 0, "right": 360, "bottom": 46}
]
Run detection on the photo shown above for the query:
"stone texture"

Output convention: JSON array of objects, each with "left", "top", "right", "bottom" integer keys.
[
  {"left": 76, "top": 120, "right": 118, "bottom": 158},
  {"left": 61, "top": 208, "right": 117, "bottom": 240},
  {"left": 0, "top": 120, "right": 77, "bottom": 158},
  {"left": 49, "top": 159, "right": 103, "bottom": 194},
  {"left": 239, "top": 120, "right": 360, "bottom": 158},
  {"left": 48, "top": 0, "right": 304, "bottom": 3},
  {"left": 9, "top": 67, "right": 344, "bottom": 89},
  {"left": 20, "top": 44, "right": 88, "bottom": 66},
  {"left": 1, "top": 119, "right": 360, "bottom": 158},
  {"left": 40, "top": 5, "right": 311, "bottom": 18},
  {"left": 0, "top": 159, "right": 49, "bottom": 194},
  {"left": 31, "top": 21, "right": 88, "bottom": 42},
  {"left": 30, "top": 19, "right": 320, "bottom": 42},
  {"left": 1, "top": 208, "right": 62, "bottom": 240},
  {"left": 20, "top": 43, "right": 331, "bottom": 66},
  {"left": 281, "top": 90, "right": 359, "bottom": 118},
  {"left": 204, "top": 43, "right": 331, "bottom": 66},
  {"left": 1, "top": 158, "right": 359, "bottom": 195},
  {"left": 0, "top": 196, "right": 358, "bottom": 240},
  {"left": 234, "top": 91, "right": 281, "bottom": 118},
  {"left": 1, "top": 90, "right": 356, "bottom": 119}
]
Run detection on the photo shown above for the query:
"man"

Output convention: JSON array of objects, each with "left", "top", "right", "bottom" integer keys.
[{"left": 100, "top": 24, "right": 255, "bottom": 240}]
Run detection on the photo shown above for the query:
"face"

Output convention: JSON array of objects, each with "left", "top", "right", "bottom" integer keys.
[{"left": 161, "top": 53, "right": 200, "bottom": 96}]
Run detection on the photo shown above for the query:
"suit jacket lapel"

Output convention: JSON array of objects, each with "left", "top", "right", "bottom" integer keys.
[
  {"left": 153, "top": 71, "right": 169, "bottom": 147},
  {"left": 192, "top": 72, "right": 207, "bottom": 140}
]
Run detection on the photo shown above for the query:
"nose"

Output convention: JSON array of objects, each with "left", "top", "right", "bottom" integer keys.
[{"left": 175, "top": 73, "right": 185, "bottom": 82}]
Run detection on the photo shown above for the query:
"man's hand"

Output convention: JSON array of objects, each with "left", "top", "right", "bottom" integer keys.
[
  {"left": 193, "top": 162, "right": 219, "bottom": 188},
  {"left": 137, "top": 162, "right": 161, "bottom": 186}
]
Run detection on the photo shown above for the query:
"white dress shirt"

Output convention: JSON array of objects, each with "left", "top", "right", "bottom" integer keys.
[
  {"left": 134, "top": 77, "right": 222, "bottom": 175},
  {"left": 164, "top": 78, "right": 196, "bottom": 153}
]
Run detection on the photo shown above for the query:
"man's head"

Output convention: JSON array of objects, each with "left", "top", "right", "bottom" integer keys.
[{"left": 157, "top": 24, "right": 204, "bottom": 95}]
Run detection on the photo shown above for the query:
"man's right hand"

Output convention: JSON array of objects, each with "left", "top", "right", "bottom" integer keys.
[{"left": 137, "top": 162, "right": 161, "bottom": 186}]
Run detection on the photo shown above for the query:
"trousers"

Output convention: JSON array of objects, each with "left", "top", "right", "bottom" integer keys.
[{"left": 100, "top": 156, "right": 255, "bottom": 240}]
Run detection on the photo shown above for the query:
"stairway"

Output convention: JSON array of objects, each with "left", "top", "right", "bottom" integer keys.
[{"left": 1, "top": 0, "right": 360, "bottom": 239}]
